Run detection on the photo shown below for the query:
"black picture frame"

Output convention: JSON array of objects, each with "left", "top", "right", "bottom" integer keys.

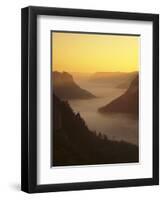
[{"left": 21, "top": 6, "right": 159, "bottom": 193}]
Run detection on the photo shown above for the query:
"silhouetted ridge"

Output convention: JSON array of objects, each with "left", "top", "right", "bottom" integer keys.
[
  {"left": 53, "top": 93, "right": 138, "bottom": 166},
  {"left": 98, "top": 75, "right": 139, "bottom": 116},
  {"left": 53, "top": 71, "right": 95, "bottom": 100}
]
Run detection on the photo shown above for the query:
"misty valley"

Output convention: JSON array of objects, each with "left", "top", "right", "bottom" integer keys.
[{"left": 52, "top": 71, "right": 139, "bottom": 166}]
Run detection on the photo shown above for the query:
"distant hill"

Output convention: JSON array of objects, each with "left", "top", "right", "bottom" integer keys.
[
  {"left": 53, "top": 93, "right": 138, "bottom": 166},
  {"left": 53, "top": 71, "right": 95, "bottom": 100},
  {"left": 70, "top": 72, "right": 92, "bottom": 82},
  {"left": 89, "top": 71, "right": 138, "bottom": 88},
  {"left": 98, "top": 75, "right": 139, "bottom": 117}
]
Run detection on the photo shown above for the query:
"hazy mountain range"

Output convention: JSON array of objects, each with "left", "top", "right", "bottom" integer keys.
[
  {"left": 53, "top": 71, "right": 139, "bottom": 117},
  {"left": 89, "top": 71, "right": 138, "bottom": 88}
]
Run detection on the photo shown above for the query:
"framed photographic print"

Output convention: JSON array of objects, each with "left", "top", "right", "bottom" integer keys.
[{"left": 21, "top": 6, "right": 159, "bottom": 193}]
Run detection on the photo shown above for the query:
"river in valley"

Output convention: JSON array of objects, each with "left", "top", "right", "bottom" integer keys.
[{"left": 69, "top": 81, "right": 138, "bottom": 145}]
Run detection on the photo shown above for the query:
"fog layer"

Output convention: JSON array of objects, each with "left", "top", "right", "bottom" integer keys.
[{"left": 69, "top": 80, "right": 138, "bottom": 145}]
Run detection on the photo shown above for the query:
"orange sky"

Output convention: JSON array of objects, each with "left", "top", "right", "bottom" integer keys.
[{"left": 52, "top": 32, "right": 140, "bottom": 73}]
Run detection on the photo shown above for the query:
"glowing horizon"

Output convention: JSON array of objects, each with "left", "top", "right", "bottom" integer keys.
[{"left": 52, "top": 32, "right": 140, "bottom": 73}]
